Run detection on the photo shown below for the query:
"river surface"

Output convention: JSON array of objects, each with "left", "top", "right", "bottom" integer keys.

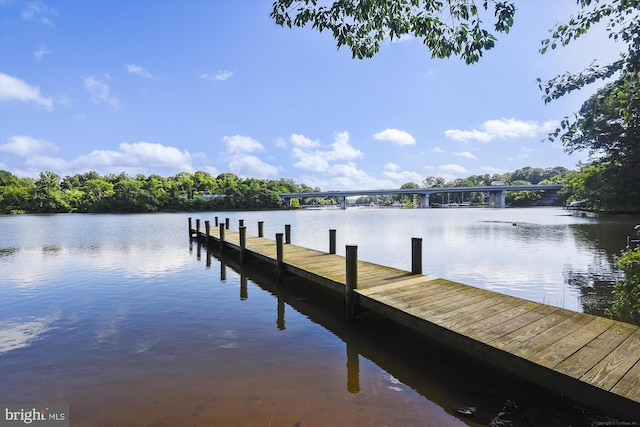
[{"left": 1, "top": 207, "right": 638, "bottom": 426}]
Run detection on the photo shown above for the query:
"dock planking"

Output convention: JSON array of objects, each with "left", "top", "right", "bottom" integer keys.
[{"left": 191, "top": 219, "right": 640, "bottom": 419}]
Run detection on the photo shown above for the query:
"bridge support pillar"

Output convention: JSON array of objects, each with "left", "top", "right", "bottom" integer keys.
[
  {"left": 282, "top": 197, "right": 292, "bottom": 209},
  {"left": 340, "top": 197, "right": 347, "bottom": 210},
  {"left": 489, "top": 190, "right": 507, "bottom": 208},
  {"left": 418, "top": 194, "right": 430, "bottom": 208}
]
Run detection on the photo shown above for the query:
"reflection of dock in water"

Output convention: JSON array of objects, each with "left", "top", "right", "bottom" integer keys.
[{"left": 189, "top": 217, "right": 640, "bottom": 419}]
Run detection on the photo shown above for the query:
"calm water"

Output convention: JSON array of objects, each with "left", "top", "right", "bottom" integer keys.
[{"left": 0, "top": 208, "right": 638, "bottom": 426}]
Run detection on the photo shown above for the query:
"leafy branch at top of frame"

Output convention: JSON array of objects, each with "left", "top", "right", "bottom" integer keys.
[
  {"left": 538, "top": 0, "right": 640, "bottom": 102},
  {"left": 270, "top": 0, "right": 516, "bottom": 64}
]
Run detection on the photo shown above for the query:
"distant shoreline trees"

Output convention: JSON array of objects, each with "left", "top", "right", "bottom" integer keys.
[
  {"left": 0, "top": 166, "right": 594, "bottom": 214},
  {"left": 0, "top": 170, "right": 318, "bottom": 214}
]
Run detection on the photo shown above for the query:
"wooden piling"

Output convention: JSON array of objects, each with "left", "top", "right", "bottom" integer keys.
[
  {"left": 214, "top": 216, "right": 219, "bottom": 227},
  {"left": 276, "top": 233, "right": 284, "bottom": 282},
  {"left": 205, "top": 220, "right": 210, "bottom": 246},
  {"left": 411, "top": 237, "right": 422, "bottom": 274},
  {"left": 225, "top": 218, "right": 230, "bottom": 230},
  {"left": 196, "top": 219, "right": 201, "bottom": 240},
  {"left": 329, "top": 229, "right": 336, "bottom": 254},
  {"left": 345, "top": 245, "right": 358, "bottom": 319},
  {"left": 285, "top": 224, "right": 291, "bottom": 244},
  {"left": 219, "top": 223, "right": 226, "bottom": 253},
  {"left": 188, "top": 217, "right": 193, "bottom": 237},
  {"left": 239, "top": 226, "right": 247, "bottom": 263},
  {"left": 258, "top": 221, "right": 264, "bottom": 238}
]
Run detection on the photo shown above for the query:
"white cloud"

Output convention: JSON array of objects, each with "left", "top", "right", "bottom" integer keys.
[
  {"left": 16, "top": 141, "right": 199, "bottom": 177},
  {"left": 382, "top": 164, "right": 423, "bottom": 184},
  {"left": 481, "top": 166, "right": 507, "bottom": 174},
  {"left": 220, "top": 135, "right": 278, "bottom": 178},
  {"left": 373, "top": 128, "right": 416, "bottom": 145},
  {"left": 0, "top": 73, "right": 54, "bottom": 110},
  {"left": 119, "top": 141, "right": 193, "bottom": 168},
  {"left": 84, "top": 75, "right": 120, "bottom": 110},
  {"left": 200, "top": 71, "right": 234, "bottom": 81},
  {"left": 222, "top": 135, "right": 264, "bottom": 154},
  {"left": 57, "top": 141, "right": 196, "bottom": 174},
  {"left": 22, "top": 1, "right": 57, "bottom": 26},
  {"left": 439, "top": 164, "right": 468, "bottom": 174},
  {"left": 326, "top": 162, "right": 384, "bottom": 189},
  {"left": 25, "top": 154, "right": 69, "bottom": 171},
  {"left": 290, "top": 131, "right": 362, "bottom": 172},
  {"left": 228, "top": 155, "right": 279, "bottom": 179},
  {"left": 453, "top": 151, "right": 477, "bottom": 159},
  {"left": 34, "top": 45, "right": 50, "bottom": 59},
  {"left": 327, "top": 131, "right": 363, "bottom": 160},
  {"left": 290, "top": 134, "right": 320, "bottom": 149},
  {"left": 292, "top": 148, "right": 329, "bottom": 171},
  {"left": 0, "top": 135, "right": 57, "bottom": 157},
  {"left": 431, "top": 147, "right": 445, "bottom": 153},
  {"left": 444, "top": 118, "right": 559, "bottom": 142},
  {"left": 125, "top": 64, "right": 159, "bottom": 80}
]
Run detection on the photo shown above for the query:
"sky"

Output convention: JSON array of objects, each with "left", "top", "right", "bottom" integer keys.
[{"left": 0, "top": 0, "right": 627, "bottom": 190}]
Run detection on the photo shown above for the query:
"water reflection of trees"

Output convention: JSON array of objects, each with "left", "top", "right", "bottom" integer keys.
[{"left": 567, "top": 222, "right": 632, "bottom": 316}]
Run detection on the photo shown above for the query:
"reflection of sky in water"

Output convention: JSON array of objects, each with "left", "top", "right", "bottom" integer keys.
[
  {"left": 0, "top": 311, "right": 61, "bottom": 355},
  {"left": 0, "top": 209, "right": 636, "bottom": 425}
]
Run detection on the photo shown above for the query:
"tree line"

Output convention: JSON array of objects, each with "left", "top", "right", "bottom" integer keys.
[
  {"left": 0, "top": 170, "right": 318, "bottom": 214},
  {"left": 0, "top": 166, "right": 571, "bottom": 214}
]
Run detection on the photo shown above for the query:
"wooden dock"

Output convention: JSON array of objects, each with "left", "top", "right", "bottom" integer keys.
[{"left": 190, "top": 218, "right": 640, "bottom": 419}]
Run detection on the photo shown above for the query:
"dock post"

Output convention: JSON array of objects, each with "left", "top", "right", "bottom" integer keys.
[
  {"left": 239, "top": 219, "right": 244, "bottom": 227},
  {"left": 205, "top": 221, "right": 210, "bottom": 246},
  {"left": 258, "top": 221, "right": 264, "bottom": 238},
  {"left": 188, "top": 217, "right": 193, "bottom": 238},
  {"left": 345, "top": 245, "right": 358, "bottom": 319},
  {"left": 225, "top": 218, "right": 230, "bottom": 230},
  {"left": 219, "top": 223, "right": 226, "bottom": 253},
  {"left": 276, "top": 233, "right": 284, "bottom": 282},
  {"left": 215, "top": 216, "right": 219, "bottom": 227},
  {"left": 285, "top": 224, "right": 291, "bottom": 244},
  {"left": 329, "top": 229, "right": 336, "bottom": 254},
  {"left": 239, "top": 226, "right": 247, "bottom": 263},
  {"left": 196, "top": 219, "right": 201, "bottom": 240},
  {"left": 240, "top": 275, "right": 248, "bottom": 300},
  {"left": 411, "top": 238, "right": 422, "bottom": 274}
]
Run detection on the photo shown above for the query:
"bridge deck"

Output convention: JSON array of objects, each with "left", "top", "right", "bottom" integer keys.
[{"left": 194, "top": 225, "right": 640, "bottom": 419}]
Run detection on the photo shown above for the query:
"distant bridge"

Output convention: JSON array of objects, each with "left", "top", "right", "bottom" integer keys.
[{"left": 280, "top": 184, "right": 563, "bottom": 209}]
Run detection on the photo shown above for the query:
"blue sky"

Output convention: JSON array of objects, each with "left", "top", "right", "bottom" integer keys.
[{"left": 0, "top": 0, "right": 625, "bottom": 189}]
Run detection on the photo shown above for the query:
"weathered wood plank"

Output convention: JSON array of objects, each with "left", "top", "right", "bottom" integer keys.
[
  {"left": 458, "top": 301, "right": 541, "bottom": 338},
  {"left": 508, "top": 313, "right": 595, "bottom": 360},
  {"left": 487, "top": 308, "right": 576, "bottom": 351},
  {"left": 610, "top": 359, "right": 640, "bottom": 402},
  {"left": 529, "top": 316, "right": 617, "bottom": 369},
  {"left": 555, "top": 322, "right": 639, "bottom": 379},
  {"left": 580, "top": 328, "right": 640, "bottom": 391}
]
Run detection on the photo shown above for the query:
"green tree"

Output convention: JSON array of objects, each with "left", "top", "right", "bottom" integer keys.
[
  {"left": 0, "top": 170, "right": 33, "bottom": 213},
  {"left": 609, "top": 226, "right": 640, "bottom": 323},
  {"left": 31, "top": 172, "right": 70, "bottom": 213},
  {"left": 554, "top": 77, "right": 640, "bottom": 211},
  {"left": 506, "top": 180, "right": 542, "bottom": 207},
  {"left": 538, "top": 0, "right": 639, "bottom": 211},
  {"left": 539, "top": 0, "right": 639, "bottom": 103},
  {"left": 271, "top": 0, "right": 516, "bottom": 63}
]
